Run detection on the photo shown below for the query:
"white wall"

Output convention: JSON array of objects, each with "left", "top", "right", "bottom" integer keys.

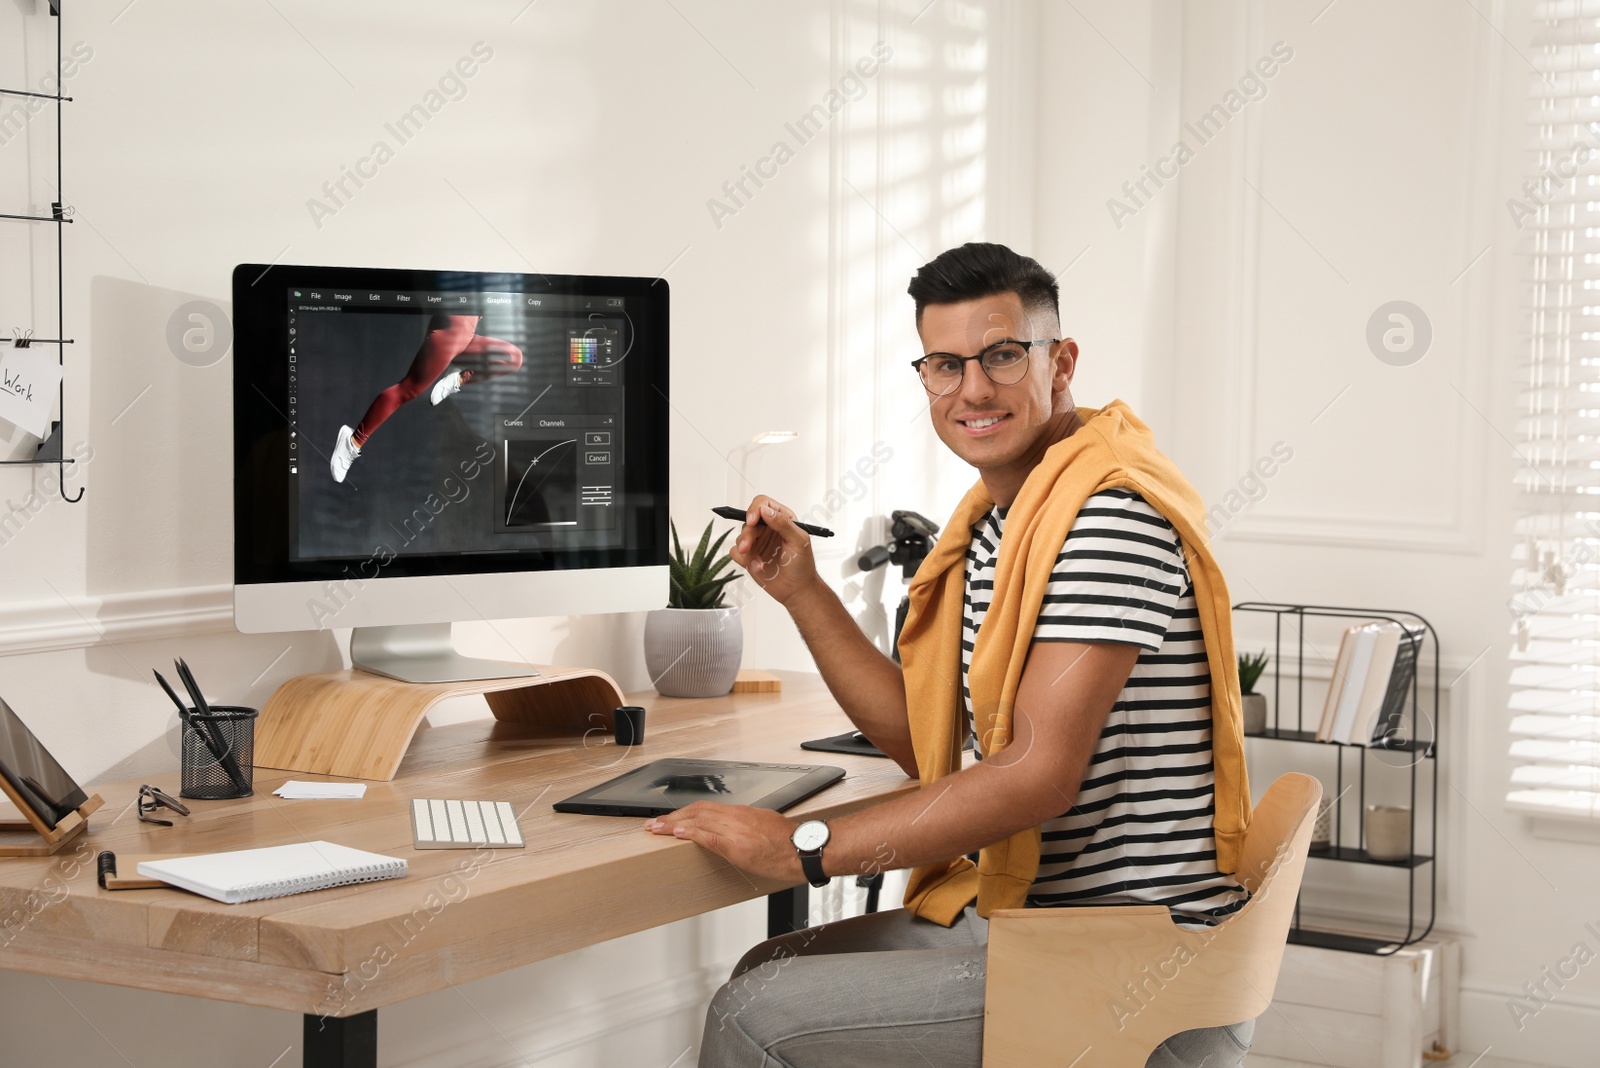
[{"left": 0, "top": 1, "right": 1035, "bottom": 1065}]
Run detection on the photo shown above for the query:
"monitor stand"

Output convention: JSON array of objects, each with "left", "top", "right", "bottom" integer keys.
[
  {"left": 255, "top": 664, "right": 627, "bottom": 781},
  {"left": 350, "top": 623, "right": 542, "bottom": 684}
]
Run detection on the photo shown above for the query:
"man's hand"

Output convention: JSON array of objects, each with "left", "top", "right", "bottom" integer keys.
[
  {"left": 645, "top": 802, "right": 806, "bottom": 883},
  {"left": 729, "top": 497, "right": 821, "bottom": 607}
]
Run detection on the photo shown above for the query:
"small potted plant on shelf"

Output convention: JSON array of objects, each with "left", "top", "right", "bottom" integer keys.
[
  {"left": 643, "top": 519, "right": 744, "bottom": 697},
  {"left": 1238, "top": 650, "right": 1270, "bottom": 735}
]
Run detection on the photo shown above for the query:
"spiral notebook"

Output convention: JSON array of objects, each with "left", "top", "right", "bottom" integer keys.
[{"left": 136, "top": 841, "right": 407, "bottom": 904}]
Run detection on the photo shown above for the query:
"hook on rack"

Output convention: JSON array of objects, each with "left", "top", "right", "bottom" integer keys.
[{"left": 30, "top": 423, "right": 83, "bottom": 503}]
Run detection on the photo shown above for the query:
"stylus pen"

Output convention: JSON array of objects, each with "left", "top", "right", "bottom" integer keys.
[
  {"left": 152, "top": 670, "right": 191, "bottom": 725},
  {"left": 157, "top": 666, "right": 232, "bottom": 781},
  {"left": 160, "top": 663, "right": 225, "bottom": 764},
  {"left": 711, "top": 506, "right": 834, "bottom": 539},
  {"left": 173, "top": 659, "right": 253, "bottom": 796}
]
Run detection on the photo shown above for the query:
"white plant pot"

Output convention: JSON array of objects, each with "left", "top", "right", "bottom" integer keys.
[
  {"left": 643, "top": 606, "right": 743, "bottom": 698},
  {"left": 1241, "top": 692, "right": 1268, "bottom": 735}
]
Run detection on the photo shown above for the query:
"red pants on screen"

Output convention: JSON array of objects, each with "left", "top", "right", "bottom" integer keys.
[{"left": 352, "top": 315, "right": 523, "bottom": 447}]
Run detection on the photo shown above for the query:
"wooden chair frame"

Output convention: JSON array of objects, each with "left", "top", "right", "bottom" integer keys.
[{"left": 983, "top": 772, "right": 1322, "bottom": 1067}]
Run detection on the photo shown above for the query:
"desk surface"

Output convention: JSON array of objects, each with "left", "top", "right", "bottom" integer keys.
[{"left": 0, "top": 671, "right": 912, "bottom": 1018}]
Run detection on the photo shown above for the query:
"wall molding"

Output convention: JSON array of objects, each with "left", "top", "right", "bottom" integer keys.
[
  {"left": 1222, "top": 1, "right": 1495, "bottom": 557},
  {"left": 0, "top": 584, "right": 234, "bottom": 657},
  {"left": 1459, "top": 984, "right": 1600, "bottom": 1068},
  {"left": 1222, "top": 514, "right": 1483, "bottom": 555}
]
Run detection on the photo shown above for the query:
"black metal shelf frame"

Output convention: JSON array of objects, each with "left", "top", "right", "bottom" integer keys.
[
  {"left": 1, "top": 1, "right": 81, "bottom": 501},
  {"left": 1233, "top": 601, "right": 1440, "bottom": 955}
]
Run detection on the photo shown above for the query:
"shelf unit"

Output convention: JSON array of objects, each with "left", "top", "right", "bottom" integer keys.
[
  {"left": 1, "top": 0, "right": 80, "bottom": 502},
  {"left": 1234, "top": 601, "right": 1439, "bottom": 955}
]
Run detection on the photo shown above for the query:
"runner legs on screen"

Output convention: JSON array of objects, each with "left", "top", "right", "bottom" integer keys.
[{"left": 330, "top": 314, "right": 524, "bottom": 483}]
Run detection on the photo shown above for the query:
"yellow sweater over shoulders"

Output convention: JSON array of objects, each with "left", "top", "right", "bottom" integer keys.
[{"left": 896, "top": 400, "right": 1251, "bottom": 925}]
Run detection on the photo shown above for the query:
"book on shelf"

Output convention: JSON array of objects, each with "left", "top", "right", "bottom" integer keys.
[
  {"left": 1325, "top": 624, "right": 1381, "bottom": 742},
  {"left": 1316, "top": 621, "right": 1422, "bottom": 744},
  {"left": 1317, "top": 625, "right": 1361, "bottom": 740},
  {"left": 1366, "top": 623, "right": 1424, "bottom": 746}
]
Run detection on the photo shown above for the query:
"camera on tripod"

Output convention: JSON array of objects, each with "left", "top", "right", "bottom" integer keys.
[{"left": 856, "top": 510, "right": 940, "bottom": 660}]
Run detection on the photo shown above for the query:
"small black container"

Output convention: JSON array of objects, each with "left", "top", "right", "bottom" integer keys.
[
  {"left": 180, "top": 705, "right": 257, "bottom": 799},
  {"left": 613, "top": 705, "right": 646, "bottom": 746}
]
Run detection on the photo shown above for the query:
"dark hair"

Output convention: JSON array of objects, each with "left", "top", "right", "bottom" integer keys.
[{"left": 906, "top": 242, "right": 1059, "bottom": 325}]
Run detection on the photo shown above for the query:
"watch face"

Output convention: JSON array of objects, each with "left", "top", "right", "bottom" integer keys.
[{"left": 792, "top": 820, "right": 829, "bottom": 851}]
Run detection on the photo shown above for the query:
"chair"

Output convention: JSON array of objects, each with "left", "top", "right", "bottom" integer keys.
[{"left": 982, "top": 772, "right": 1323, "bottom": 1067}]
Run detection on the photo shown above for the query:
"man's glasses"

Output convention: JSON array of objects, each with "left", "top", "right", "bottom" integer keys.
[
  {"left": 137, "top": 784, "right": 190, "bottom": 826},
  {"left": 910, "top": 338, "right": 1058, "bottom": 396}
]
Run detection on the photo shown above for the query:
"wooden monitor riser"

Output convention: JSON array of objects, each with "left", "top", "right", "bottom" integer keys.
[{"left": 253, "top": 667, "right": 625, "bottom": 781}]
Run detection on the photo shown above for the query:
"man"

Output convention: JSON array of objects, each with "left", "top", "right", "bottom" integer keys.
[{"left": 647, "top": 243, "right": 1254, "bottom": 1067}]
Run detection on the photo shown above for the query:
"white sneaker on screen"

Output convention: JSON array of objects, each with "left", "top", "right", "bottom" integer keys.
[
  {"left": 330, "top": 424, "right": 361, "bottom": 483},
  {"left": 429, "top": 371, "right": 463, "bottom": 405}
]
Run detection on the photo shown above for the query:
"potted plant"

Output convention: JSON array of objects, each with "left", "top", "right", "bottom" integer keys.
[
  {"left": 643, "top": 520, "right": 744, "bottom": 697},
  {"left": 1238, "top": 650, "right": 1270, "bottom": 735}
]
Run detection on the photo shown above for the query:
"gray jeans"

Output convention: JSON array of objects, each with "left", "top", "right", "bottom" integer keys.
[{"left": 698, "top": 906, "right": 1253, "bottom": 1068}]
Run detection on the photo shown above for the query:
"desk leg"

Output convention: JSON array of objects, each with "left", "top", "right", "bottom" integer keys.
[
  {"left": 304, "top": 1010, "right": 376, "bottom": 1068},
  {"left": 767, "top": 886, "right": 808, "bottom": 938}
]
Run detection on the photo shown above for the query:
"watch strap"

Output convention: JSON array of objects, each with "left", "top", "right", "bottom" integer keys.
[{"left": 798, "top": 849, "right": 828, "bottom": 888}]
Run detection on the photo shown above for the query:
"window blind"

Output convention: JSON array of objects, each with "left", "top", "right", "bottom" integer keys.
[{"left": 1509, "top": 2, "right": 1600, "bottom": 820}]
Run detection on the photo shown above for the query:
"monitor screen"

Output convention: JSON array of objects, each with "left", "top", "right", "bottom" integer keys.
[
  {"left": 232, "top": 264, "right": 670, "bottom": 649},
  {"left": 0, "top": 695, "right": 88, "bottom": 830}
]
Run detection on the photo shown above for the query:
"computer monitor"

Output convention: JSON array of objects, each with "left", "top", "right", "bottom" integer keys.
[{"left": 232, "top": 264, "right": 670, "bottom": 683}]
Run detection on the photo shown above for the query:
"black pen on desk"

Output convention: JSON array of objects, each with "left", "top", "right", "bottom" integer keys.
[
  {"left": 172, "top": 659, "right": 252, "bottom": 796},
  {"left": 157, "top": 666, "right": 232, "bottom": 782},
  {"left": 176, "top": 659, "right": 252, "bottom": 796},
  {"left": 711, "top": 505, "right": 834, "bottom": 539},
  {"left": 152, "top": 670, "right": 190, "bottom": 724},
  {"left": 158, "top": 664, "right": 217, "bottom": 754}
]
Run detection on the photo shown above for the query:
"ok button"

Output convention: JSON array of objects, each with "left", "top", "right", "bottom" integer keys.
[{"left": 585, "top": 451, "right": 610, "bottom": 465}]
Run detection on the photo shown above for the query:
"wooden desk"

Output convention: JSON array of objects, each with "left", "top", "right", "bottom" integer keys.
[{"left": 0, "top": 672, "right": 914, "bottom": 1067}]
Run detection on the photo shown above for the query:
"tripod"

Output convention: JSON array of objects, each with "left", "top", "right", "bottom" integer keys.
[{"left": 852, "top": 509, "right": 940, "bottom": 909}]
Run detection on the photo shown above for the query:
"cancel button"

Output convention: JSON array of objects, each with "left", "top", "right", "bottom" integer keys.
[{"left": 585, "top": 451, "right": 610, "bottom": 465}]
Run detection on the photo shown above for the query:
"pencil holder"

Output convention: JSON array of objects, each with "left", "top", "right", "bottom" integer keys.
[{"left": 180, "top": 705, "right": 257, "bottom": 799}]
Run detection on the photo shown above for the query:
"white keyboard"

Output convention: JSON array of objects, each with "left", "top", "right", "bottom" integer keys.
[{"left": 411, "top": 798, "right": 525, "bottom": 849}]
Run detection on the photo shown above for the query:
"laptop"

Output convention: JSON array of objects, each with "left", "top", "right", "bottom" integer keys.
[{"left": 553, "top": 758, "right": 845, "bottom": 818}]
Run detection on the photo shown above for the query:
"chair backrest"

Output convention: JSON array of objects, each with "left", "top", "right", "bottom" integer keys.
[{"left": 983, "top": 772, "right": 1323, "bottom": 1068}]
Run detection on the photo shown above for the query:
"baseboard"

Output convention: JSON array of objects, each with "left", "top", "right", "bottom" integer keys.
[
  {"left": 1458, "top": 983, "right": 1600, "bottom": 1068},
  {"left": 0, "top": 584, "right": 234, "bottom": 656},
  {"left": 386, "top": 958, "right": 732, "bottom": 1068}
]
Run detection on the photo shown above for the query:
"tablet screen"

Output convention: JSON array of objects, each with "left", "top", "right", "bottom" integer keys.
[
  {"left": 0, "top": 695, "right": 88, "bottom": 830},
  {"left": 585, "top": 763, "right": 816, "bottom": 808}
]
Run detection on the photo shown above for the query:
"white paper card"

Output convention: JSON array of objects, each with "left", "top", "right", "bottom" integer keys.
[
  {"left": 0, "top": 349, "right": 63, "bottom": 439},
  {"left": 272, "top": 780, "right": 367, "bottom": 799}
]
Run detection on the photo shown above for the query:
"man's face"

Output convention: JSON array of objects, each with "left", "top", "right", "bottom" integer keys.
[{"left": 916, "top": 292, "right": 1076, "bottom": 480}]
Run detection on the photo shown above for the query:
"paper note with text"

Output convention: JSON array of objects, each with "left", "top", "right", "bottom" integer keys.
[{"left": 0, "top": 349, "right": 62, "bottom": 438}]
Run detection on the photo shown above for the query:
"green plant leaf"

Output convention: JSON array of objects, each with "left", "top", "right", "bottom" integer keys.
[
  {"left": 706, "top": 526, "right": 734, "bottom": 563},
  {"left": 697, "top": 572, "right": 740, "bottom": 604},
  {"left": 664, "top": 517, "right": 740, "bottom": 610},
  {"left": 1237, "top": 650, "right": 1270, "bottom": 695},
  {"left": 692, "top": 521, "right": 714, "bottom": 570}
]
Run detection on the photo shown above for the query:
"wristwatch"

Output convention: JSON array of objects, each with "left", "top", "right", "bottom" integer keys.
[{"left": 791, "top": 819, "right": 831, "bottom": 888}]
